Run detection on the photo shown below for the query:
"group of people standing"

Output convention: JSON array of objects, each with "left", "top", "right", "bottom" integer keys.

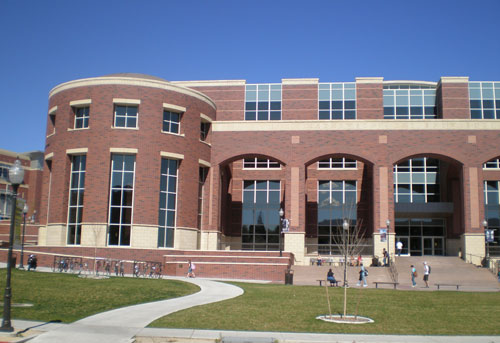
[{"left": 325, "top": 260, "right": 431, "bottom": 289}]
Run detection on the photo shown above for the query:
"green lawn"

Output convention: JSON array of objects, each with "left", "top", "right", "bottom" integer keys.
[
  {"left": 150, "top": 282, "right": 500, "bottom": 335},
  {"left": 2, "top": 270, "right": 499, "bottom": 335},
  {"left": 0, "top": 269, "right": 199, "bottom": 323}
]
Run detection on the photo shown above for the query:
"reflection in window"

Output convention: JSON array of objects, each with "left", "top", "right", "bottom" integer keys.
[
  {"left": 114, "top": 105, "right": 138, "bottom": 128},
  {"left": 74, "top": 107, "right": 89, "bottom": 129},
  {"left": 198, "top": 167, "right": 208, "bottom": 229},
  {"left": 245, "top": 84, "right": 281, "bottom": 121},
  {"left": 383, "top": 85, "right": 437, "bottom": 119},
  {"left": 484, "top": 158, "right": 500, "bottom": 169},
  {"left": 318, "top": 83, "right": 356, "bottom": 120},
  {"left": 317, "top": 180, "right": 357, "bottom": 255},
  {"left": 200, "top": 122, "right": 210, "bottom": 141},
  {"left": 469, "top": 82, "right": 500, "bottom": 119},
  {"left": 67, "top": 155, "right": 86, "bottom": 245},
  {"left": 484, "top": 181, "right": 500, "bottom": 255},
  {"left": 318, "top": 157, "right": 357, "bottom": 169},
  {"left": 158, "top": 159, "right": 178, "bottom": 248},
  {"left": 393, "top": 158, "right": 440, "bottom": 203},
  {"left": 162, "top": 111, "right": 180, "bottom": 134},
  {"left": 108, "top": 154, "right": 135, "bottom": 246},
  {"left": 242, "top": 180, "right": 281, "bottom": 250},
  {"left": 243, "top": 158, "right": 280, "bottom": 169}
]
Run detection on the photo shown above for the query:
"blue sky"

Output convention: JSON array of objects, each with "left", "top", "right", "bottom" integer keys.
[{"left": 1, "top": 0, "right": 500, "bottom": 152}]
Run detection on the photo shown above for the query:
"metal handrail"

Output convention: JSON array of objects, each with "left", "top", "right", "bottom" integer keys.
[{"left": 388, "top": 257, "right": 398, "bottom": 283}]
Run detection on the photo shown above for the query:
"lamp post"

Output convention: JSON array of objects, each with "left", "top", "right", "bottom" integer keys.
[
  {"left": 483, "top": 219, "right": 489, "bottom": 266},
  {"left": 19, "top": 204, "right": 28, "bottom": 269},
  {"left": 279, "top": 208, "right": 284, "bottom": 257},
  {"left": 342, "top": 219, "right": 349, "bottom": 286},
  {"left": 1, "top": 159, "right": 24, "bottom": 332},
  {"left": 342, "top": 218, "right": 349, "bottom": 318},
  {"left": 386, "top": 219, "right": 391, "bottom": 267}
]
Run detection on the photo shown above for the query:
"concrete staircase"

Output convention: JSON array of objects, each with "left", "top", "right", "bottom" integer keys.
[
  {"left": 291, "top": 263, "right": 393, "bottom": 287},
  {"left": 291, "top": 256, "right": 500, "bottom": 291},
  {"left": 393, "top": 256, "right": 500, "bottom": 290}
]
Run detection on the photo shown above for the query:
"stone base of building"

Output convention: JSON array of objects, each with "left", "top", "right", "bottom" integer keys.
[{"left": 462, "top": 233, "right": 486, "bottom": 266}]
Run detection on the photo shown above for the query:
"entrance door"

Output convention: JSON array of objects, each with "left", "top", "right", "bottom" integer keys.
[
  {"left": 410, "top": 237, "right": 422, "bottom": 256},
  {"left": 423, "top": 237, "right": 444, "bottom": 256},
  {"left": 396, "top": 218, "right": 445, "bottom": 256}
]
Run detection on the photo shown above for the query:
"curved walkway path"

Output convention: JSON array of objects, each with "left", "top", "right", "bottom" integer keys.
[{"left": 28, "top": 277, "right": 244, "bottom": 343}]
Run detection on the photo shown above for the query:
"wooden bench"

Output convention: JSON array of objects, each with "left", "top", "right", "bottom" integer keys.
[
  {"left": 317, "top": 279, "right": 340, "bottom": 287},
  {"left": 435, "top": 283, "right": 461, "bottom": 290},
  {"left": 373, "top": 281, "right": 399, "bottom": 289}
]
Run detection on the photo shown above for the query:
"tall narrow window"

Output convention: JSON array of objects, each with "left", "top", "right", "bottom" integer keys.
[
  {"left": 158, "top": 158, "right": 178, "bottom": 248},
  {"left": 108, "top": 154, "right": 135, "bottom": 245},
  {"left": 242, "top": 180, "right": 281, "bottom": 250},
  {"left": 484, "top": 181, "right": 500, "bottom": 255},
  {"left": 198, "top": 167, "right": 208, "bottom": 229},
  {"left": 317, "top": 180, "right": 357, "bottom": 254},
  {"left": 67, "top": 155, "right": 86, "bottom": 245},
  {"left": 200, "top": 122, "right": 210, "bottom": 141},
  {"left": 74, "top": 107, "right": 90, "bottom": 129}
]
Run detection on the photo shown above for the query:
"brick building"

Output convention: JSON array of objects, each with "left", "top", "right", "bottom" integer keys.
[
  {"left": 7, "top": 73, "right": 500, "bottom": 278},
  {"left": 0, "top": 149, "right": 43, "bottom": 247}
]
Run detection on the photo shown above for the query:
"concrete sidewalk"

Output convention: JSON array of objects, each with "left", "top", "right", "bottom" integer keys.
[
  {"left": 24, "top": 277, "right": 243, "bottom": 343},
  {"left": 9, "top": 319, "right": 500, "bottom": 343},
  {"left": 1, "top": 266, "right": 499, "bottom": 343}
]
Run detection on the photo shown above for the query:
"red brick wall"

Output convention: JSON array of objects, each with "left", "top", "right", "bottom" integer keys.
[{"left": 42, "top": 81, "right": 215, "bottom": 230}]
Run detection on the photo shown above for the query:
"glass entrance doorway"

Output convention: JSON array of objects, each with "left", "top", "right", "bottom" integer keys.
[{"left": 395, "top": 218, "right": 445, "bottom": 256}]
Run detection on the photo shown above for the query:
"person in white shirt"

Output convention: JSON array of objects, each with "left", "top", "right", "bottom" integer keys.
[
  {"left": 423, "top": 261, "right": 430, "bottom": 288},
  {"left": 396, "top": 240, "right": 403, "bottom": 256}
]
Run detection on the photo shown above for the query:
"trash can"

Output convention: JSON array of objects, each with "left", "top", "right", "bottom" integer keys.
[
  {"left": 371, "top": 256, "right": 379, "bottom": 267},
  {"left": 285, "top": 269, "right": 294, "bottom": 285}
]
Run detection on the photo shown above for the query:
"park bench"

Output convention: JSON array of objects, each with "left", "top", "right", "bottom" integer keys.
[
  {"left": 373, "top": 281, "right": 399, "bottom": 289},
  {"left": 317, "top": 279, "right": 340, "bottom": 287},
  {"left": 435, "top": 283, "right": 461, "bottom": 290}
]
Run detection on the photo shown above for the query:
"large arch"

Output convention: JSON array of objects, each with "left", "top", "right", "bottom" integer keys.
[
  {"left": 303, "top": 153, "right": 375, "bottom": 256},
  {"left": 217, "top": 153, "right": 288, "bottom": 251},
  {"left": 391, "top": 153, "right": 464, "bottom": 256}
]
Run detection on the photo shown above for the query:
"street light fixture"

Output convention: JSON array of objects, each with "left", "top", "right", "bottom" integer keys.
[
  {"left": 19, "top": 204, "right": 28, "bottom": 269},
  {"left": 342, "top": 218, "right": 349, "bottom": 318},
  {"left": 342, "top": 219, "right": 349, "bottom": 287},
  {"left": 1, "top": 159, "right": 24, "bottom": 332},
  {"left": 279, "top": 208, "right": 284, "bottom": 257},
  {"left": 386, "top": 219, "right": 391, "bottom": 267},
  {"left": 483, "top": 219, "right": 489, "bottom": 266}
]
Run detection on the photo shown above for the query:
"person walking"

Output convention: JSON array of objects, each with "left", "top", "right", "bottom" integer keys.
[
  {"left": 357, "top": 263, "right": 368, "bottom": 287},
  {"left": 187, "top": 259, "right": 196, "bottom": 278},
  {"left": 411, "top": 264, "right": 417, "bottom": 287},
  {"left": 423, "top": 261, "right": 430, "bottom": 288},
  {"left": 396, "top": 240, "right": 403, "bottom": 256}
]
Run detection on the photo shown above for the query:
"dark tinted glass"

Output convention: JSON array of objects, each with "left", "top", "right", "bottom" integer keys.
[
  {"left": 344, "top": 101, "right": 355, "bottom": 109},
  {"left": 245, "top": 102, "right": 256, "bottom": 110},
  {"left": 332, "top": 101, "right": 343, "bottom": 109},
  {"left": 319, "top": 101, "right": 330, "bottom": 110},
  {"left": 270, "top": 101, "right": 281, "bottom": 110}
]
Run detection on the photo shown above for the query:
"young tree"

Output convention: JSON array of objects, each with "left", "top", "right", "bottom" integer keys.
[{"left": 330, "top": 215, "right": 367, "bottom": 318}]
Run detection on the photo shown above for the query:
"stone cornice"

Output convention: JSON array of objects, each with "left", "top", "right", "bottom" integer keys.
[{"left": 213, "top": 119, "right": 500, "bottom": 132}]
